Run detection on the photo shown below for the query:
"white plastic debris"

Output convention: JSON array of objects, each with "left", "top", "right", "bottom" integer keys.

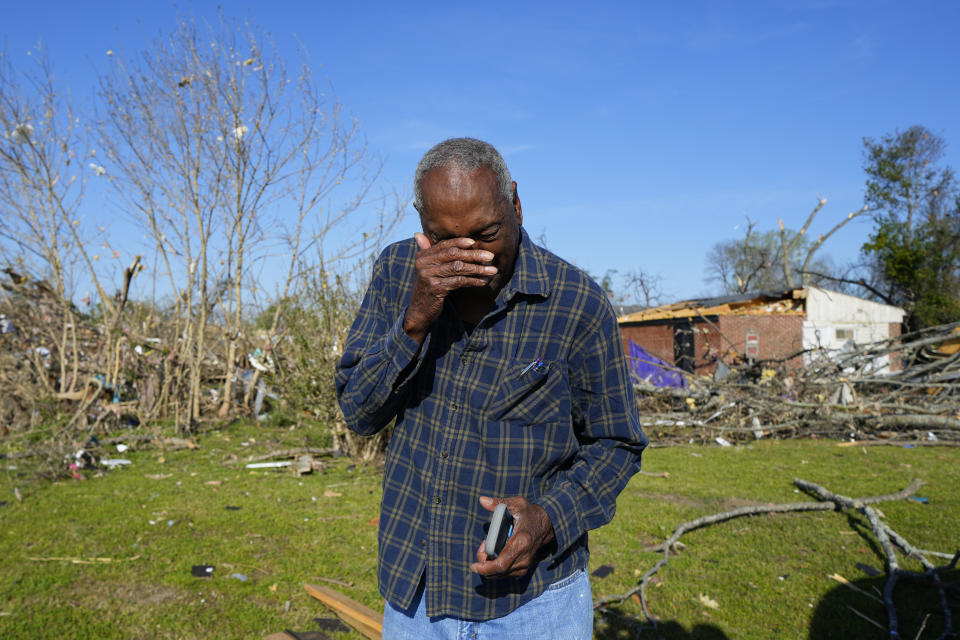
[
  {"left": 244, "top": 461, "right": 291, "bottom": 469},
  {"left": 927, "top": 432, "right": 938, "bottom": 441},
  {"left": 248, "top": 348, "right": 275, "bottom": 373},
  {"left": 101, "top": 458, "right": 131, "bottom": 469},
  {"left": 714, "top": 436, "right": 732, "bottom": 447},
  {"left": 116, "top": 444, "right": 129, "bottom": 453}
]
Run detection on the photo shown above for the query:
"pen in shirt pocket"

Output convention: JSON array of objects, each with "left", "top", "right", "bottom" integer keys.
[{"left": 519, "top": 357, "right": 545, "bottom": 378}]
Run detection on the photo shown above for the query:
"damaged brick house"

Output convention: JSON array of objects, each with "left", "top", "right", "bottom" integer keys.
[{"left": 617, "top": 287, "right": 905, "bottom": 377}]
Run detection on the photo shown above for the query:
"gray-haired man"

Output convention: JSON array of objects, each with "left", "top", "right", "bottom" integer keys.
[{"left": 336, "top": 137, "right": 647, "bottom": 638}]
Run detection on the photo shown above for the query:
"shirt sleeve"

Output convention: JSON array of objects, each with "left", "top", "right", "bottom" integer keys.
[
  {"left": 335, "top": 251, "right": 429, "bottom": 436},
  {"left": 535, "top": 298, "right": 648, "bottom": 555}
]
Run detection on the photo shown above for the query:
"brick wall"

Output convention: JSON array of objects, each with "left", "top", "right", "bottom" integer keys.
[
  {"left": 620, "top": 324, "right": 673, "bottom": 366},
  {"left": 719, "top": 315, "right": 805, "bottom": 368},
  {"left": 620, "top": 314, "right": 807, "bottom": 376}
]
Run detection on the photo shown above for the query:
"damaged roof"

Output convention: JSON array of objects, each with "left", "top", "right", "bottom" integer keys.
[{"left": 618, "top": 288, "right": 809, "bottom": 324}]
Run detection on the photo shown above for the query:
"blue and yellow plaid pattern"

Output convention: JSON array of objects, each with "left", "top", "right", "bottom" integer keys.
[{"left": 335, "top": 228, "right": 647, "bottom": 620}]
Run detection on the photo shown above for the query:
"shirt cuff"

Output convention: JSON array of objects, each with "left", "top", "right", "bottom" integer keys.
[
  {"left": 386, "top": 311, "right": 430, "bottom": 386},
  {"left": 535, "top": 487, "right": 581, "bottom": 558}
]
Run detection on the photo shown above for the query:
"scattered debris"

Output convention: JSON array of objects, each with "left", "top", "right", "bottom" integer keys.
[
  {"left": 246, "top": 461, "right": 291, "bottom": 469},
  {"left": 304, "top": 583, "right": 383, "bottom": 640},
  {"left": 295, "top": 454, "right": 315, "bottom": 476},
  {"left": 827, "top": 573, "right": 883, "bottom": 602},
  {"left": 234, "top": 447, "right": 338, "bottom": 465},
  {"left": 698, "top": 593, "right": 719, "bottom": 609},
  {"left": 27, "top": 555, "right": 141, "bottom": 564},
  {"left": 191, "top": 565, "right": 215, "bottom": 578},
  {"left": 638, "top": 470, "right": 670, "bottom": 478},
  {"left": 634, "top": 321, "right": 960, "bottom": 446}
]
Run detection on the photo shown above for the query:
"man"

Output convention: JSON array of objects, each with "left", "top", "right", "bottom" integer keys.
[{"left": 335, "top": 138, "right": 647, "bottom": 638}]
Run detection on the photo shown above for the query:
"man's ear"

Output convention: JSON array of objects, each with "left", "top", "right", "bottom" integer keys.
[{"left": 512, "top": 181, "right": 523, "bottom": 226}]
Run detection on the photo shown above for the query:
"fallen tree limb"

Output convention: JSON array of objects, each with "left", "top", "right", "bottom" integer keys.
[
  {"left": 594, "top": 477, "right": 957, "bottom": 640},
  {"left": 794, "top": 479, "right": 955, "bottom": 638},
  {"left": 819, "top": 413, "right": 960, "bottom": 430}
]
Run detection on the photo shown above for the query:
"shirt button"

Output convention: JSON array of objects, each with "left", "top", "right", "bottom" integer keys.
[
  {"left": 434, "top": 497, "right": 442, "bottom": 504},
  {"left": 450, "top": 402, "right": 459, "bottom": 411},
  {"left": 420, "top": 539, "right": 427, "bottom": 547},
  {"left": 440, "top": 451, "right": 448, "bottom": 459}
]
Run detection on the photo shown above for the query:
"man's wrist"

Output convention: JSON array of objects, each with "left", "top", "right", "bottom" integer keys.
[
  {"left": 529, "top": 501, "right": 556, "bottom": 548},
  {"left": 401, "top": 306, "right": 428, "bottom": 344}
]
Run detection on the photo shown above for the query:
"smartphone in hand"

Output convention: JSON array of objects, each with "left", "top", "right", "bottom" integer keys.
[{"left": 484, "top": 503, "right": 514, "bottom": 559}]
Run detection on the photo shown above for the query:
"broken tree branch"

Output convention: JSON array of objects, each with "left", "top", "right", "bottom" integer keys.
[
  {"left": 594, "top": 477, "right": 956, "bottom": 640},
  {"left": 794, "top": 478, "right": 955, "bottom": 639}
]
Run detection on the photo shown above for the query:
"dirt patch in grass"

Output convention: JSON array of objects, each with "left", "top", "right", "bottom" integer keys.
[
  {"left": 641, "top": 492, "right": 776, "bottom": 512},
  {"left": 640, "top": 492, "right": 708, "bottom": 509},
  {"left": 718, "top": 496, "right": 778, "bottom": 510},
  {"left": 68, "top": 577, "right": 184, "bottom": 609}
]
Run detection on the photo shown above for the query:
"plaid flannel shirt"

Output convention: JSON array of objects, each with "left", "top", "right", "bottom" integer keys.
[{"left": 335, "top": 228, "right": 647, "bottom": 620}]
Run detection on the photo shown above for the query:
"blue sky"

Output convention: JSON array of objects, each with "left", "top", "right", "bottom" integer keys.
[{"left": 4, "top": 0, "right": 959, "bottom": 303}]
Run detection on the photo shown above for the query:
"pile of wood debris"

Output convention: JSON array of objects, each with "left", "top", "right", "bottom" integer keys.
[{"left": 635, "top": 322, "right": 960, "bottom": 445}]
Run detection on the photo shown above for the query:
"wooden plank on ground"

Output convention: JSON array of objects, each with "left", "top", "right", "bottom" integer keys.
[{"left": 303, "top": 583, "right": 383, "bottom": 640}]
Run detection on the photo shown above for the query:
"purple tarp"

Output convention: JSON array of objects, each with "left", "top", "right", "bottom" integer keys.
[{"left": 628, "top": 340, "right": 688, "bottom": 388}]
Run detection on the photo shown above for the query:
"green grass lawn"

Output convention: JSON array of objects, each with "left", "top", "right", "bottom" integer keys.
[{"left": 1, "top": 423, "right": 957, "bottom": 639}]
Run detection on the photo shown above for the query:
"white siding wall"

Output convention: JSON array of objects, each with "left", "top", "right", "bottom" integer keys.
[{"left": 801, "top": 288, "right": 905, "bottom": 373}]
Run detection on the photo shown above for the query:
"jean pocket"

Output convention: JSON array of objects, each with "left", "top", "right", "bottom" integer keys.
[{"left": 546, "top": 568, "right": 584, "bottom": 592}]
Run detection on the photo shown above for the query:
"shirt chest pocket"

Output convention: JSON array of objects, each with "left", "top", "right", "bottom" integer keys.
[{"left": 485, "top": 361, "right": 570, "bottom": 425}]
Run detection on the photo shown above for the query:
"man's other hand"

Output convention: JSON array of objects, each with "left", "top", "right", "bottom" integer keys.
[
  {"left": 470, "top": 495, "right": 556, "bottom": 579},
  {"left": 402, "top": 233, "right": 497, "bottom": 343}
]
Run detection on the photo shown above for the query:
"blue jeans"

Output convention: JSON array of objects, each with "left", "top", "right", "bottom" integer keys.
[{"left": 382, "top": 569, "right": 593, "bottom": 640}]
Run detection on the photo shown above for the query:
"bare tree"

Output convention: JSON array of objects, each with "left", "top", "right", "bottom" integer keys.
[
  {"left": 706, "top": 197, "right": 864, "bottom": 296},
  {"left": 622, "top": 267, "right": 665, "bottom": 308},
  {"left": 97, "top": 16, "right": 401, "bottom": 429},
  {"left": 0, "top": 46, "right": 138, "bottom": 395},
  {"left": 777, "top": 197, "right": 868, "bottom": 289},
  {"left": 706, "top": 217, "right": 778, "bottom": 294}
]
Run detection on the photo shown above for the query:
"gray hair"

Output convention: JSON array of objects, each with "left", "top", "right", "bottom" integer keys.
[{"left": 413, "top": 138, "right": 513, "bottom": 213}]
